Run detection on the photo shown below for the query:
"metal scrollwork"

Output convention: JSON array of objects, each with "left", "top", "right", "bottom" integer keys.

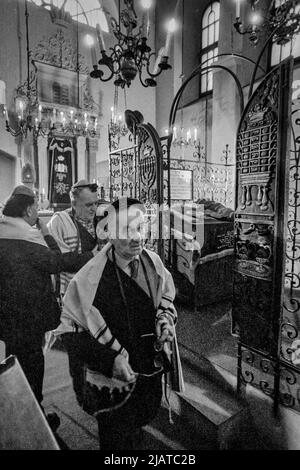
[
  {"left": 280, "top": 393, "right": 295, "bottom": 408},
  {"left": 241, "top": 349, "right": 255, "bottom": 365},
  {"left": 281, "top": 320, "right": 298, "bottom": 339},
  {"left": 109, "top": 113, "right": 164, "bottom": 258},
  {"left": 33, "top": 29, "right": 89, "bottom": 73},
  {"left": 279, "top": 103, "right": 300, "bottom": 383},
  {"left": 280, "top": 367, "right": 297, "bottom": 386},
  {"left": 240, "top": 369, "right": 254, "bottom": 384},
  {"left": 260, "top": 358, "right": 274, "bottom": 374},
  {"left": 259, "top": 380, "right": 274, "bottom": 397}
]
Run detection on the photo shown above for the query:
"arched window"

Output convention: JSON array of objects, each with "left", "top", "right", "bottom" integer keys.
[
  {"left": 200, "top": 2, "right": 220, "bottom": 94},
  {"left": 30, "top": 0, "right": 109, "bottom": 31},
  {"left": 270, "top": 0, "right": 300, "bottom": 66}
]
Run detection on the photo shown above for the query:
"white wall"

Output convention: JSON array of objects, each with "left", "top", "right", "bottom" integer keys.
[{"left": 0, "top": 152, "right": 16, "bottom": 205}]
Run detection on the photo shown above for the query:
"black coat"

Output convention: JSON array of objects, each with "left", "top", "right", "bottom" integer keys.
[{"left": 0, "top": 235, "right": 93, "bottom": 347}]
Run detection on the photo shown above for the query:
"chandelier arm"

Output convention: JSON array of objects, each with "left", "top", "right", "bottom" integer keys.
[
  {"left": 146, "top": 52, "right": 163, "bottom": 78},
  {"left": 234, "top": 24, "right": 258, "bottom": 36},
  {"left": 138, "top": 70, "right": 151, "bottom": 88},
  {"left": 96, "top": 49, "right": 119, "bottom": 81},
  {"left": 5, "top": 122, "right": 20, "bottom": 137},
  {"left": 97, "top": 69, "right": 115, "bottom": 82}
]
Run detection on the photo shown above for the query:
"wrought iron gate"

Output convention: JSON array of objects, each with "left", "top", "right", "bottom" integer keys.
[
  {"left": 233, "top": 58, "right": 294, "bottom": 410},
  {"left": 109, "top": 110, "right": 164, "bottom": 260}
]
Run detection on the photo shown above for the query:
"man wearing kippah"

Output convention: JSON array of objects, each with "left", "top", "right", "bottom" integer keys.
[
  {"left": 0, "top": 185, "right": 93, "bottom": 428},
  {"left": 51, "top": 197, "right": 184, "bottom": 450},
  {"left": 47, "top": 180, "right": 99, "bottom": 297}
]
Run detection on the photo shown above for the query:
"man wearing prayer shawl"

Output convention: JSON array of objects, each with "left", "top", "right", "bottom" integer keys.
[
  {"left": 0, "top": 185, "right": 93, "bottom": 408},
  {"left": 54, "top": 197, "right": 184, "bottom": 450}
]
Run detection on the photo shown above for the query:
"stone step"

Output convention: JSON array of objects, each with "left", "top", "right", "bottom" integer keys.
[
  {"left": 148, "top": 402, "right": 217, "bottom": 450},
  {"left": 163, "top": 344, "right": 268, "bottom": 450}
]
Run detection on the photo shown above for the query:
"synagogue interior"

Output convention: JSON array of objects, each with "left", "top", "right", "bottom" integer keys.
[{"left": 0, "top": 0, "right": 300, "bottom": 451}]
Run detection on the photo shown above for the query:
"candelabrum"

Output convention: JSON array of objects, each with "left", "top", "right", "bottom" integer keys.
[
  {"left": 193, "top": 140, "right": 207, "bottom": 162},
  {"left": 3, "top": 104, "right": 99, "bottom": 139},
  {"left": 49, "top": 108, "right": 99, "bottom": 138},
  {"left": 108, "top": 105, "right": 129, "bottom": 152},
  {"left": 38, "top": 189, "right": 50, "bottom": 211},
  {"left": 109, "top": 107, "right": 129, "bottom": 140},
  {"left": 221, "top": 143, "right": 233, "bottom": 166},
  {"left": 166, "top": 126, "right": 206, "bottom": 160},
  {"left": 3, "top": 103, "right": 44, "bottom": 139}
]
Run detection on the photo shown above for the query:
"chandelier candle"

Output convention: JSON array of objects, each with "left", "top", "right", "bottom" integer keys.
[
  {"left": 96, "top": 23, "right": 106, "bottom": 52},
  {"left": 236, "top": 0, "right": 241, "bottom": 18}
]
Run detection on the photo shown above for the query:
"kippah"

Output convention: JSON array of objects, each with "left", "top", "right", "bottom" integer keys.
[{"left": 11, "top": 185, "right": 35, "bottom": 198}]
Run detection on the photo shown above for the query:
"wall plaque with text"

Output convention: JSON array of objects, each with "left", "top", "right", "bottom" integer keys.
[{"left": 165, "top": 169, "right": 193, "bottom": 200}]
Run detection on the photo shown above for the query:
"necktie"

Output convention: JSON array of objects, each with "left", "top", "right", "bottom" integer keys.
[{"left": 129, "top": 259, "right": 139, "bottom": 279}]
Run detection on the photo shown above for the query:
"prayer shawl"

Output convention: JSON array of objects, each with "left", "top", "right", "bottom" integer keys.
[
  {"left": 0, "top": 215, "right": 48, "bottom": 247},
  {"left": 51, "top": 243, "right": 185, "bottom": 393},
  {"left": 47, "top": 209, "right": 80, "bottom": 295}
]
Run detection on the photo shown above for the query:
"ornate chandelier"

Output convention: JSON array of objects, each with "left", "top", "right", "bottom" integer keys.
[
  {"left": 90, "top": 0, "right": 175, "bottom": 88},
  {"left": 3, "top": 103, "right": 99, "bottom": 140},
  {"left": 234, "top": 0, "right": 300, "bottom": 46}
]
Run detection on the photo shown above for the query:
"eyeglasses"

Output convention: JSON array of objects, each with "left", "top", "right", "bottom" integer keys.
[{"left": 72, "top": 184, "right": 98, "bottom": 192}]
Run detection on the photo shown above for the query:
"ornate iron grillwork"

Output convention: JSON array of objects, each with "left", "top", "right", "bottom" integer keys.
[
  {"left": 234, "top": 58, "right": 294, "bottom": 411},
  {"left": 108, "top": 112, "right": 164, "bottom": 259},
  {"left": 274, "top": 88, "right": 300, "bottom": 413},
  {"left": 109, "top": 147, "right": 138, "bottom": 199},
  {"left": 161, "top": 157, "right": 235, "bottom": 208}
]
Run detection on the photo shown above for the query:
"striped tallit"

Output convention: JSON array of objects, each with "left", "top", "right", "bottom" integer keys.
[
  {"left": 48, "top": 243, "right": 184, "bottom": 393},
  {"left": 47, "top": 209, "right": 80, "bottom": 295}
]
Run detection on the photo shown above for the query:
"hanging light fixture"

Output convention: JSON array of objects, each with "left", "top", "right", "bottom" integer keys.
[
  {"left": 233, "top": 0, "right": 300, "bottom": 46},
  {"left": 108, "top": 87, "right": 129, "bottom": 151},
  {"left": 90, "top": 0, "right": 175, "bottom": 88},
  {"left": 109, "top": 86, "right": 129, "bottom": 139},
  {"left": 3, "top": 0, "right": 42, "bottom": 138},
  {"left": 3, "top": 0, "right": 99, "bottom": 139}
]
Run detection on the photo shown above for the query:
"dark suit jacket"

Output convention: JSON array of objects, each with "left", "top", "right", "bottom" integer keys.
[{"left": 0, "top": 235, "right": 92, "bottom": 347}]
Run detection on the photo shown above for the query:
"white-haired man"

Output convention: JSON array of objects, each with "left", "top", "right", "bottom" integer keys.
[{"left": 47, "top": 180, "right": 99, "bottom": 296}]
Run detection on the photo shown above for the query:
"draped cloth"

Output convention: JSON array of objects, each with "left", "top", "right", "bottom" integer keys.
[
  {"left": 0, "top": 216, "right": 47, "bottom": 247},
  {"left": 49, "top": 242, "right": 185, "bottom": 393}
]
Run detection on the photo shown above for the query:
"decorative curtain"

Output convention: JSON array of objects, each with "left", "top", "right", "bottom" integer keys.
[{"left": 48, "top": 137, "right": 75, "bottom": 205}]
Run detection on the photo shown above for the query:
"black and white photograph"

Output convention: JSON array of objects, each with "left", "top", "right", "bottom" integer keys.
[{"left": 0, "top": 0, "right": 299, "bottom": 454}]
